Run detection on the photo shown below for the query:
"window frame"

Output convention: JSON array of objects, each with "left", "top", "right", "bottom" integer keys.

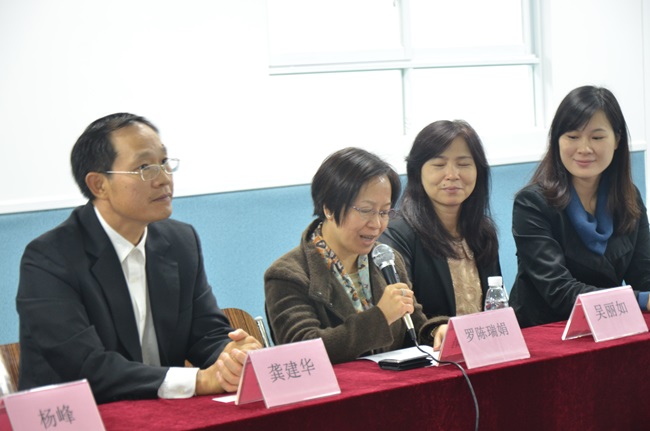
[{"left": 267, "top": 0, "right": 548, "bottom": 166}]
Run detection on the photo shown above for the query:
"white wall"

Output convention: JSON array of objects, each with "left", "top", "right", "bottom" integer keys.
[
  {"left": 0, "top": 0, "right": 271, "bottom": 213},
  {"left": 0, "top": 0, "right": 648, "bottom": 214},
  {"left": 543, "top": 0, "right": 646, "bottom": 139}
]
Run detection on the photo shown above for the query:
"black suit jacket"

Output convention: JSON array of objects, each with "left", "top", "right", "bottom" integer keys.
[
  {"left": 16, "top": 202, "right": 233, "bottom": 403},
  {"left": 509, "top": 184, "right": 650, "bottom": 328},
  {"left": 380, "top": 218, "right": 501, "bottom": 321}
]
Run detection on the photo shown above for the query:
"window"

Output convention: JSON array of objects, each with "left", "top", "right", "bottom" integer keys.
[{"left": 266, "top": 0, "right": 543, "bottom": 165}]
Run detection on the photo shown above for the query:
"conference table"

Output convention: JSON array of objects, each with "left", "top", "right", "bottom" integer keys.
[{"left": 99, "top": 314, "right": 650, "bottom": 430}]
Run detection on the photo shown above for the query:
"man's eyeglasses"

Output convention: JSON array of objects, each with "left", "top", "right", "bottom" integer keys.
[
  {"left": 104, "top": 158, "right": 180, "bottom": 182},
  {"left": 351, "top": 206, "right": 397, "bottom": 221}
]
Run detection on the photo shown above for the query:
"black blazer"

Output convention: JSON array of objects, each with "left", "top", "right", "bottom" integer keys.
[
  {"left": 16, "top": 202, "right": 233, "bottom": 403},
  {"left": 509, "top": 184, "right": 650, "bottom": 328},
  {"left": 380, "top": 218, "right": 501, "bottom": 320}
]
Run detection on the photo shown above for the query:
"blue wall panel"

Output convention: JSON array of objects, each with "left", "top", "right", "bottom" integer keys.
[{"left": 0, "top": 153, "right": 645, "bottom": 344}]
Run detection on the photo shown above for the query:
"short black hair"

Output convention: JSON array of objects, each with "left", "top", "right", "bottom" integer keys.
[
  {"left": 311, "top": 147, "right": 401, "bottom": 224},
  {"left": 70, "top": 113, "right": 158, "bottom": 200}
]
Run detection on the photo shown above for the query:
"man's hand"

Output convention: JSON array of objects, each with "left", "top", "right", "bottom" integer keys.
[{"left": 195, "top": 329, "right": 262, "bottom": 395}]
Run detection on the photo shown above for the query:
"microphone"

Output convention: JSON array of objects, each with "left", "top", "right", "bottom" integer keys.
[{"left": 371, "top": 244, "right": 417, "bottom": 341}]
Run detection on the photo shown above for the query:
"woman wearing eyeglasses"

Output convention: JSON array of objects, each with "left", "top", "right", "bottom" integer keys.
[
  {"left": 380, "top": 120, "right": 501, "bottom": 350},
  {"left": 265, "top": 147, "right": 436, "bottom": 364}
]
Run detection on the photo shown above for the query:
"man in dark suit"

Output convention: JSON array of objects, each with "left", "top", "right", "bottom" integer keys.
[{"left": 16, "top": 113, "right": 261, "bottom": 403}]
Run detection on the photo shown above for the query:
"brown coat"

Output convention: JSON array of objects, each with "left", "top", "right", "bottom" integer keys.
[{"left": 264, "top": 220, "right": 435, "bottom": 364}]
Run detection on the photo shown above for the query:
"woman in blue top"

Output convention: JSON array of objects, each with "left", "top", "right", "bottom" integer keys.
[{"left": 509, "top": 85, "right": 650, "bottom": 327}]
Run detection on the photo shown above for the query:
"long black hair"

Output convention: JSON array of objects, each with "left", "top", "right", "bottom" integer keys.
[
  {"left": 531, "top": 85, "right": 639, "bottom": 233},
  {"left": 400, "top": 120, "right": 498, "bottom": 266}
]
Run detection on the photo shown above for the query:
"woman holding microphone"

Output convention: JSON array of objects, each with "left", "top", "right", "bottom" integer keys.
[{"left": 265, "top": 147, "right": 436, "bottom": 363}]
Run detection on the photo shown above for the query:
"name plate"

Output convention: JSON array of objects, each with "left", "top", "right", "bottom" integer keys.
[
  {"left": 235, "top": 338, "right": 340, "bottom": 408},
  {"left": 0, "top": 379, "right": 105, "bottom": 431},
  {"left": 439, "top": 307, "right": 530, "bottom": 369},
  {"left": 562, "top": 285, "right": 648, "bottom": 342}
]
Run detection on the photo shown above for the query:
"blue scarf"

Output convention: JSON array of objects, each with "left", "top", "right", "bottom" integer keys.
[{"left": 565, "top": 176, "right": 613, "bottom": 256}]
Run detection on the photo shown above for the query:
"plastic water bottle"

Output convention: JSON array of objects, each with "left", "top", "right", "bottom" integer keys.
[{"left": 484, "top": 276, "right": 509, "bottom": 311}]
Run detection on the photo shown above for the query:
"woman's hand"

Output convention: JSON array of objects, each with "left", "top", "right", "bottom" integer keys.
[
  {"left": 377, "top": 282, "right": 414, "bottom": 326},
  {"left": 432, "top": 324, "right": 448, "bottom": 351}
]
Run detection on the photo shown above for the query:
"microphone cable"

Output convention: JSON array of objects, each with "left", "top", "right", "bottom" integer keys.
[
  {"left": 372, "top": 244, "right": 478, "bottom": 430},
  {"left": 410, "top": 331, "right": 479, "bottom": 431}
]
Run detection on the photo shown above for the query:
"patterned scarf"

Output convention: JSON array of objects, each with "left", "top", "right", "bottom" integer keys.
[{"left": 311, "top": 222, "right": 373, "bottom": 312}]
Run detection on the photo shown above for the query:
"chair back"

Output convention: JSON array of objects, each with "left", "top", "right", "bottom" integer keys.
[
  {"left": 0, "top": 342, "right": 20, "bottom": 396},
  {"left": 186, "top": 308, "right": 269, "bottom": 367},
  {"left": 222, "top": 308, "right": 269, "bottom": 347}
]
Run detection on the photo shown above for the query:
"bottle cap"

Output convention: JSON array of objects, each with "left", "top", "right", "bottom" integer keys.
[{"left": 487, "top": 276, "right": 503, "bottom": 287}]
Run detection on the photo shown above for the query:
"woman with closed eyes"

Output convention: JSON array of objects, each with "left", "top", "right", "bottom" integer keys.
[{"left": 380, "top": 120, "right": 501, "bottom": 350}]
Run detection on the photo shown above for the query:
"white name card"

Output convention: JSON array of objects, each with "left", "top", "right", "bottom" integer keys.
[
  {"left": 235, "top": 338, "right": 340, "bottom": 408},
  {"left": 439, "top": 307, "right": 530, "bottom": 369},
  {"left": 0, "top": 379, "right": 105, "bottom": 431},
  {"left": 562, "top": 285, "right": 648, "bottom": 342}
]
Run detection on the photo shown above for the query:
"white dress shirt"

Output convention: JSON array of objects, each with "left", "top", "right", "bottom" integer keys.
[{"left": 94, "top": 206, "right": 198, "bottom": 398}]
